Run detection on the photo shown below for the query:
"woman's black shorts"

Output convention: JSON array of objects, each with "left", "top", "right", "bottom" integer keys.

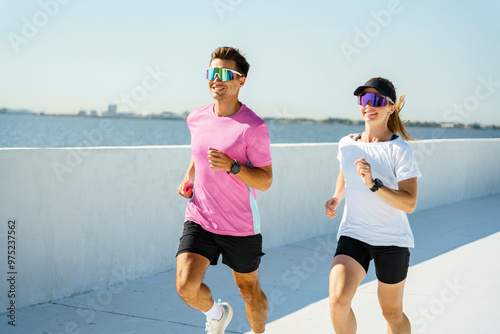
[
  {"left": 176, "top": 221, "right": 265, "bottom": 274},
  {"left": 335, "top": 235, "right": 410, "bottom": 284}
]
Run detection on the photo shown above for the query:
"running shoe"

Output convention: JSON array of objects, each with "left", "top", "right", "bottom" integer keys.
[{"left": 205, "top": 300, "right": 233, "bottom": 334}]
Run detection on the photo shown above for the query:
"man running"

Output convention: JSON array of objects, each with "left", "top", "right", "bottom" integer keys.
[{"left": 176, "top": 46, "right": 273, "bottom": 334}]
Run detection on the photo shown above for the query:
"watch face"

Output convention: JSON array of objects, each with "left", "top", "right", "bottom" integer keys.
[{"left": 231, "top": 162, "right": 241, "bottom": 174}]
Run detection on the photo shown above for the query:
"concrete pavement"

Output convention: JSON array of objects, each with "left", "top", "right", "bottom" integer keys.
[{"left": 2, "top": 194, "right": 499, "bottom": 334}]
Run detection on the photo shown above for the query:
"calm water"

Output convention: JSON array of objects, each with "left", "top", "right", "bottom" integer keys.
[{"left": 1, "top": 113, "right": 499, "bottom": 148}]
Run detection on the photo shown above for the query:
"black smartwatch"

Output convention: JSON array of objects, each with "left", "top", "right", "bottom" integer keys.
[
  {"left": 227, "top": 160, "right": 241, "bottom": 175},
  {"left": 370, "top": 178, "right": 383, "bottom": 192}
]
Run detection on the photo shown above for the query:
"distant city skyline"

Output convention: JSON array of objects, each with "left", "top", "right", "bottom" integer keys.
[
  {"left": 3, "top": 106, "right": 499, "bottom": 131},
  {"left": 1, "top": 1, "right": 500, "bottom": 125}
]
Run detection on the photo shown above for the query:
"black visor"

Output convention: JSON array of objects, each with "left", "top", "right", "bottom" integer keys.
[{"left": 353, "top": 78, "right": 396, "bottom": 104}]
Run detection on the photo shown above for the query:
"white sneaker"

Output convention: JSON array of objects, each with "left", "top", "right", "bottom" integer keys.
[{"left": 205, "top": 301, "right": 233, "bottom": 334}]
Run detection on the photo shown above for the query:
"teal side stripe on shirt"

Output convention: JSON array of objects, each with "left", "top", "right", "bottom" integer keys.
[{"left": 246, "top": 160, "right": 261, "bottom": 234}]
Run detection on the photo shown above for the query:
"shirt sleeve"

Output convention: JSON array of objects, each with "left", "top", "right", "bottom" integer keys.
[
  {"left": 394, "top": 143, "right": 422, "bottom": 183},
  {"left": 246, "top": 122, "right": 272, "bottom": 167},
  {"left": 337, "top": 136, "right": 347, "bottom": 170}
]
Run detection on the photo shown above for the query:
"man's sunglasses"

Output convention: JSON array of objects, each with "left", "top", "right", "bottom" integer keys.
[
  {"left": 206, "top": 68, "right": 244, "bottom": 81},
  {"left": 357, "top": 93, "right": 394, "bottom": 107}
]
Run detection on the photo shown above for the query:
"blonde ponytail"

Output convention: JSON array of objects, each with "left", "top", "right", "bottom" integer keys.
[
  {"left": 368, "top": 76, "right": 414, "bottom": 141},
  {"left": 388, "top": 93, "right": 414, "bottom": 141}
]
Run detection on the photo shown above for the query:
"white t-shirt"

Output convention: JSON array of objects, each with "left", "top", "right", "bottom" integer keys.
[{"left": 337, "top": 134, "right": 422, "bottom": 247}]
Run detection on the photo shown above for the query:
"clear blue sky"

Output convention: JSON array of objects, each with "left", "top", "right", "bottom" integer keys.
[{"left": 1, "top": 0, "right": 500, "bottom": 125}]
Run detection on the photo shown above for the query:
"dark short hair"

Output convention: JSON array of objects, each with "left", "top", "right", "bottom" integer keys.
[{"left": 210, "top": 46, "right": 250, "bottom": 77}]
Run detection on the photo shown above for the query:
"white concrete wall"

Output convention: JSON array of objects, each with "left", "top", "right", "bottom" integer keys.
[{"left": 1, "top": 139, "right": 499, "bottom": 310}]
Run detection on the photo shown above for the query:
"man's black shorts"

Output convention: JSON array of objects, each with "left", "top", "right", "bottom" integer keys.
[
  {"left": 176, "top": 221, "right": 265, "bottom": 274},
  {"left": 335, "top": 235, "right": 410, "bottom": 284}
]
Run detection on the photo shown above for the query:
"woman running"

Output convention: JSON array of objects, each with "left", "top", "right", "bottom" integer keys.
[{"left": 325, "top": 77, "right": 421, "bottom": 333}]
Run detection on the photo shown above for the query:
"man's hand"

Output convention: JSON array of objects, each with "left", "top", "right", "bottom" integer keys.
[
  {"left": 178, "top": 178, "right": 193, "bottom": 198},
  {"left": 207, "top": 147, "right": 272, "bottom": 191},
  {"left": 207, "top": 147, "right": 234, "bottom": 172}
]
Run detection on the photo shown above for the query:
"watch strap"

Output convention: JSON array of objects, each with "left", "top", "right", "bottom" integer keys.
[
  {"left": 370, "top": 178, "right": 383, "bottom": 192},
  {"left": 227, "top": 160, "right": 241, "bottom": 175}
]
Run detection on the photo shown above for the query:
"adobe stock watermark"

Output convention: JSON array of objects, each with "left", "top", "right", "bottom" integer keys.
[
  {"left": 47, "top": 269, "right": 129, "bottom": 334},
  {"left": 413, "top": 74, "right": 499, "bottom": 165},
  {"left": 213, "top": 0, "right": 244, "bottom": 20},
  {"left": 51, "top": 119, "right": 115, "bottom": 182},
  {"left": 233, "top": 287, "right": 288, "bottom": 333},
  {"left": 233, "top": 234, "right": 337, "bottom": 332},
  {"left": 442, "top": 74, "right": 499, "bottom": 124},
  {"left": 8, "top": 0, "right": 72, "bottom": 54},
  {"left": 339, "top": 0, "right": 403, "bottom": 63},
  {"left": 111, "top": 65, "right": 169, "bottom": 112},
  {"left": 281, "top": 234, "right": 336, "bottom": 290},
  {"left": 266, "top": 106, "right": 296, "bottom": 138},
  {"left": 51, "top": 64, "right": 168, "bottom": 182},
  {"left": 410, "top": 278, "right": 466, "bottom": 333}
]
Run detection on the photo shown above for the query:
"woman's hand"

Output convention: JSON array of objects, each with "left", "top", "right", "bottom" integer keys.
[
  {"left": 354, "top": 158, "right": 418, "bottom": 213},
  {"left": 325, "top": 197, "right": 341, "bottom": 219},
  {"left": 354, "top": 158, "right": 375, "bottom": 189}
]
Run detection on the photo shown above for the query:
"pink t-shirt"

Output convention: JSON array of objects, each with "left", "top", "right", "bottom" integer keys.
[{"left": 184, "top": 103, "right": 272, "bottom": 236}]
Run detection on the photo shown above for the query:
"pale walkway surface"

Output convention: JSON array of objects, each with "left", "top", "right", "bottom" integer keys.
[{"left": 2, "top": 194, "right": 499, "bottom": 334}]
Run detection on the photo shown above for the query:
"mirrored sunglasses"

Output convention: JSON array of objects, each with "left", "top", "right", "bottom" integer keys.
[
  {"left": 357, "top": 92, "right": 394, "bottom": 107},
  {"left": 206, "top": 67, "right": 243, "bottom": 81}
]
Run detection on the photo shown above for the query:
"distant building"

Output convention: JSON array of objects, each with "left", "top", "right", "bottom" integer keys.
[
  {"left": 441, "top": 123, "right": 456, "bottom": 128},
  {"left": 90, "top": 110, "right": 98, "bottom": 116},
  {"left": 77, "top": 109, "right": 87, "bottom": 116},
  {"left": 160, "top": 111, "right": 183, "bottom": 119},
  {"left": 120, "top": 112, "right": 137, "bottom": 118},
  {"left": 102, "top": 104, "right": 118, "bottom": 117},
  {"left": 108, "top": 104, "right": 117, "bottom": 114}
]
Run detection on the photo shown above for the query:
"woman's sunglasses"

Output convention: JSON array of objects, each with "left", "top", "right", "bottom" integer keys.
[
  {"left": 206, "top": 68, "right": 244, "bottom": 81},
  {"left": 357, "top": 93, "right": 394, "bottom": 107}
]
